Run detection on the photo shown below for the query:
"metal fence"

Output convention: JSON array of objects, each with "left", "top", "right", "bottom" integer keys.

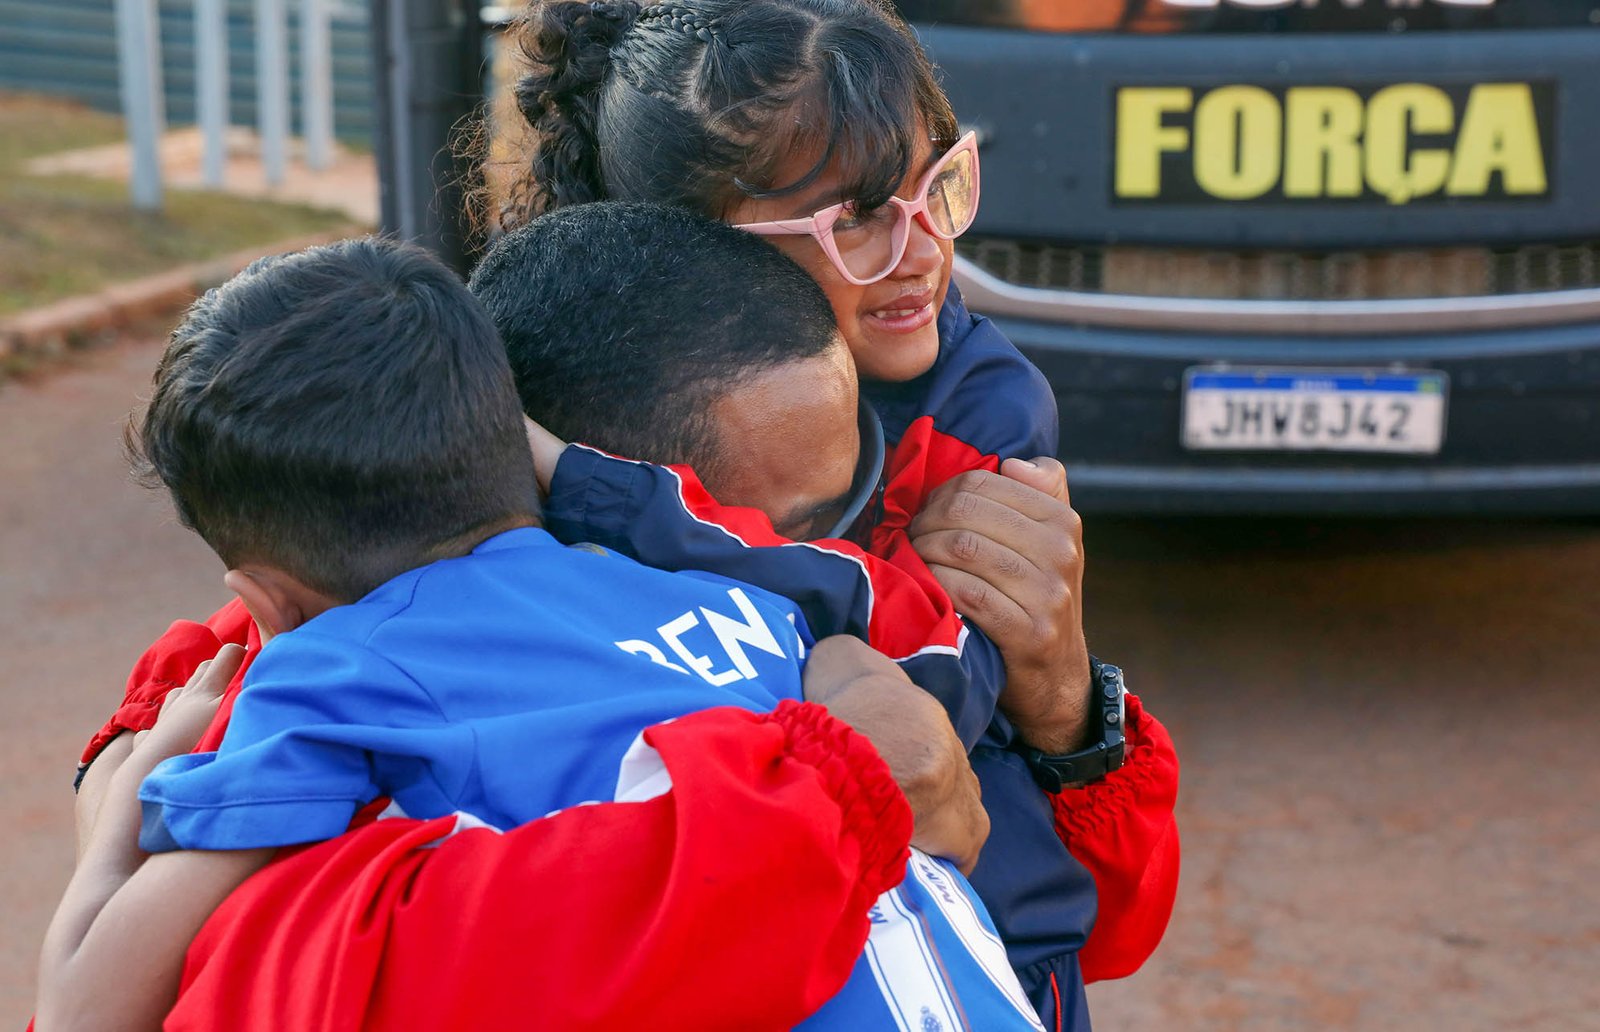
[
  {"left": 0, "top": 0, "right": 376, "bottom": 145},
  {"left": 4, "top": 0, "right": 500, "bottom": 259}
]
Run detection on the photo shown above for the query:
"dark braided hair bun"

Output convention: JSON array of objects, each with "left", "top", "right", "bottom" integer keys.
[
  {"left": 513, "top": 0, "right": 643, "bottom": 213},
  {"left": 499, "top": 0, "right": 958, "bottom": 230}
]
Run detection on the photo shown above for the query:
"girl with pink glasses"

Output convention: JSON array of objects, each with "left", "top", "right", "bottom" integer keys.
[{"left": 490, "top": 2, "right": 1181, "bottom": 1029}]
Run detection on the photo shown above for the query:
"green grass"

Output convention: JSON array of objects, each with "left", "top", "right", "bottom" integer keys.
[{"left": 0, "top": 93, "right": 355, "bottom": 316}]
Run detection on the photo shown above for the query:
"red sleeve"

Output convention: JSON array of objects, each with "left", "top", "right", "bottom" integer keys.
[
  {"left": 79, "top": 599, "right": 258, "bottom": 768},
  {"left": 1049, "top": 692, "right": 1181, "bottom": 982},
  {"left": 167, "top": 701, "right": 912, "bottom": 1032},
  {"left": 870, "top": 415, "right": 999, "bottom": 542}
]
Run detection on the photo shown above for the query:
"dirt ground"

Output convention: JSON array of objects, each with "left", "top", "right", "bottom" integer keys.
[{"left": 2, "top": 334, "right": 1597, "bottom": 1029}]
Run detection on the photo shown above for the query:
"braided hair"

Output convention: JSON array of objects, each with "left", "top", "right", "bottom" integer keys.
[{"left": 492, "top": 0, "right": 958, "bottom": 229}]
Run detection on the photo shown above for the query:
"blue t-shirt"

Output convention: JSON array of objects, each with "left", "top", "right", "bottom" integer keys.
[
  {"left": 139, "top": 528, "right": 810, "bottom": 848},
  {"left": 139, "top": 527, "right": 1043, "bottom": 1031}
]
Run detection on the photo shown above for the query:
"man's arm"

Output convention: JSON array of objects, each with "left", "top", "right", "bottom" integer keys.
[
  {"left": 542, "top": 443, "right": 1007, "bottom": 748},
  {"left": 1049, "top": 692, "right": 1182, "bottom": 982},
  {"left": 911, "top": 459, "right": 1182, "bottom": 979},
  {"left": 169, "top": 698, "right": 924, "bottom": 1032},
  {"left": 58, "top": 634, "right": 975, "bottom": 1032}
]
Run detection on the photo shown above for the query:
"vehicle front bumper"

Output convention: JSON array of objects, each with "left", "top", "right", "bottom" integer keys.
[{"left": 988, "top": 299, "right": 1600, "bottom": 515}]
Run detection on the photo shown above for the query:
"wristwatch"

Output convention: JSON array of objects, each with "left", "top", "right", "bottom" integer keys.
[{"left": 1017, "top": 657, "right": 1127, "bottom": 792}]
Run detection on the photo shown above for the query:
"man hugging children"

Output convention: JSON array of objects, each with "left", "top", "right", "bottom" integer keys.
[{"left": 37, "top": 208, "right": 1045, "bottom": 1031}]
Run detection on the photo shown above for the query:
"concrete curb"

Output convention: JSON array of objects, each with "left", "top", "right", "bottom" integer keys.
[{"left": 0, "top": 228, "right": 363, "bottom": 367}]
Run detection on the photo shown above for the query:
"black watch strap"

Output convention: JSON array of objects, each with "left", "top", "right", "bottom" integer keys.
[{"left": 1017, "top": 657, "right": 1127, "bottom": 792}]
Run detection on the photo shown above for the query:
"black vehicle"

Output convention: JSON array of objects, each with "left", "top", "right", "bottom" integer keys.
[{"left": 900, "top": 0, "right": 1600, "bottom": 513}]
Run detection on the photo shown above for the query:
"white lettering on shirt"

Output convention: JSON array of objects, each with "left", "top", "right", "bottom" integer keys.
[
  {"left": 787, "top": 613, "right": 808, "bottom": 660},
  {"left": 701, "top": 588, "right": 787, "bottom": 678},
  {"left": 659, "top": 612, "right": 743, "bottom": 687},
  {"left": 614, "top": 639, "right": 691, "bottom": 675},
  {"left": 614, "top": 587, "right": 797, "bottom": 687}
]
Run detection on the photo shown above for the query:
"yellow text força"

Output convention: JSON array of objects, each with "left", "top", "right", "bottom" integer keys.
[
  {"left": 1192, "top": 85, "right": 1282, "bottom": 200},
  {"left": 1364, "top": 84, "right": 1455, "bottom": 205},
  {"left": 1445, "top": 83, "right": 1548, "bottom": 197},
  {"left": 1115, "top": 87, "right": 1193, "bottom": 198},
  {"left": 1113, "top": 82, "right": 1548, "bottom": 203}
]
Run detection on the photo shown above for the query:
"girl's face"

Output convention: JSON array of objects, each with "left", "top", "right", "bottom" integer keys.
[{"left": 726, "top": 136, "right": 954, "bottom": 385}]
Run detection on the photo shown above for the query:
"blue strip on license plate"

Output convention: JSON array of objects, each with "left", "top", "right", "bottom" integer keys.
[{"left": 1186, "top": 372, "right": 1443, "bottom": 394}]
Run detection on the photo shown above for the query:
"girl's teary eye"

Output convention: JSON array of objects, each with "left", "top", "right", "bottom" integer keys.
[
  {"left": 834, "top": 202, "right": 868, "bottom": 232},
  {"left": 835, "top": 203, "right": 895, "bottom": 234}
]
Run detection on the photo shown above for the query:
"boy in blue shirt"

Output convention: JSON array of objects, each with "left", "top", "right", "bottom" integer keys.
[{"left": 38, "top": 229, "right": 1043, "bottom": 1031}]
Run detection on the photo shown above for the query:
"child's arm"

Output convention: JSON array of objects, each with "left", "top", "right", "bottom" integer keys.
[
  {"left": 39, "top": 646, "right": 274, "bottom": 1032},
  {"left": 40, "top": 848, "right": 272, "bottom": 1032}
]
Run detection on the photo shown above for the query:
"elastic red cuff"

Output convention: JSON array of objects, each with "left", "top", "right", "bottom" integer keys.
[
  {"left": 1049, "top": 692, "right": 1178, "bottom": 839},
  {"left": 1048, "top": 692, "right": 1182, "bottom": 981},
  {"left": 768, "top": 698, "right": 913, "bottom": 899}
]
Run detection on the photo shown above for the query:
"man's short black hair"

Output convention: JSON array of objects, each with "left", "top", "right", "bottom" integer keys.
[
  {"left": 131, "top": 236, "right": 537, "bottom": 602},
  {"left": 467, "top": 201, "right": 840, "bottom": 479}
]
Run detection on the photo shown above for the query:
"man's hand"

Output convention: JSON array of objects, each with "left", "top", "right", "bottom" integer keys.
[
  {"left": 803, "top": 636, "right": 989, "bottom": 874},
  {"left": 909, "top": 458, "right": 1092, "bottom": 755},
  {"left": 524, "top": 416, "right": 567, "bottom": 496}
]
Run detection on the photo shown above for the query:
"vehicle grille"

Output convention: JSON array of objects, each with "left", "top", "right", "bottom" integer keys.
[{"left": 955, "top": 238, "right": 1600, "bottom": 302}]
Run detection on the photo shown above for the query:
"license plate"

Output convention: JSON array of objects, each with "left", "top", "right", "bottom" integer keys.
[{"left": 1181, "top": 368, "right": 1448, "bottom": 454}]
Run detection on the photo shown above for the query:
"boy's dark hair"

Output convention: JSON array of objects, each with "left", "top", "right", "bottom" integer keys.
[
  {"left": 131, "top": 236, "right": 537, "bottom": 603},
  {"left": 467, "top": 201, "right": 840, "bottom": 480}
]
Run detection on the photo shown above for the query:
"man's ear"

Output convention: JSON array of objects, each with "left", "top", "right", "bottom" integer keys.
[{"left": 223, "top": 567, "right": 332, "bottom": 642}]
